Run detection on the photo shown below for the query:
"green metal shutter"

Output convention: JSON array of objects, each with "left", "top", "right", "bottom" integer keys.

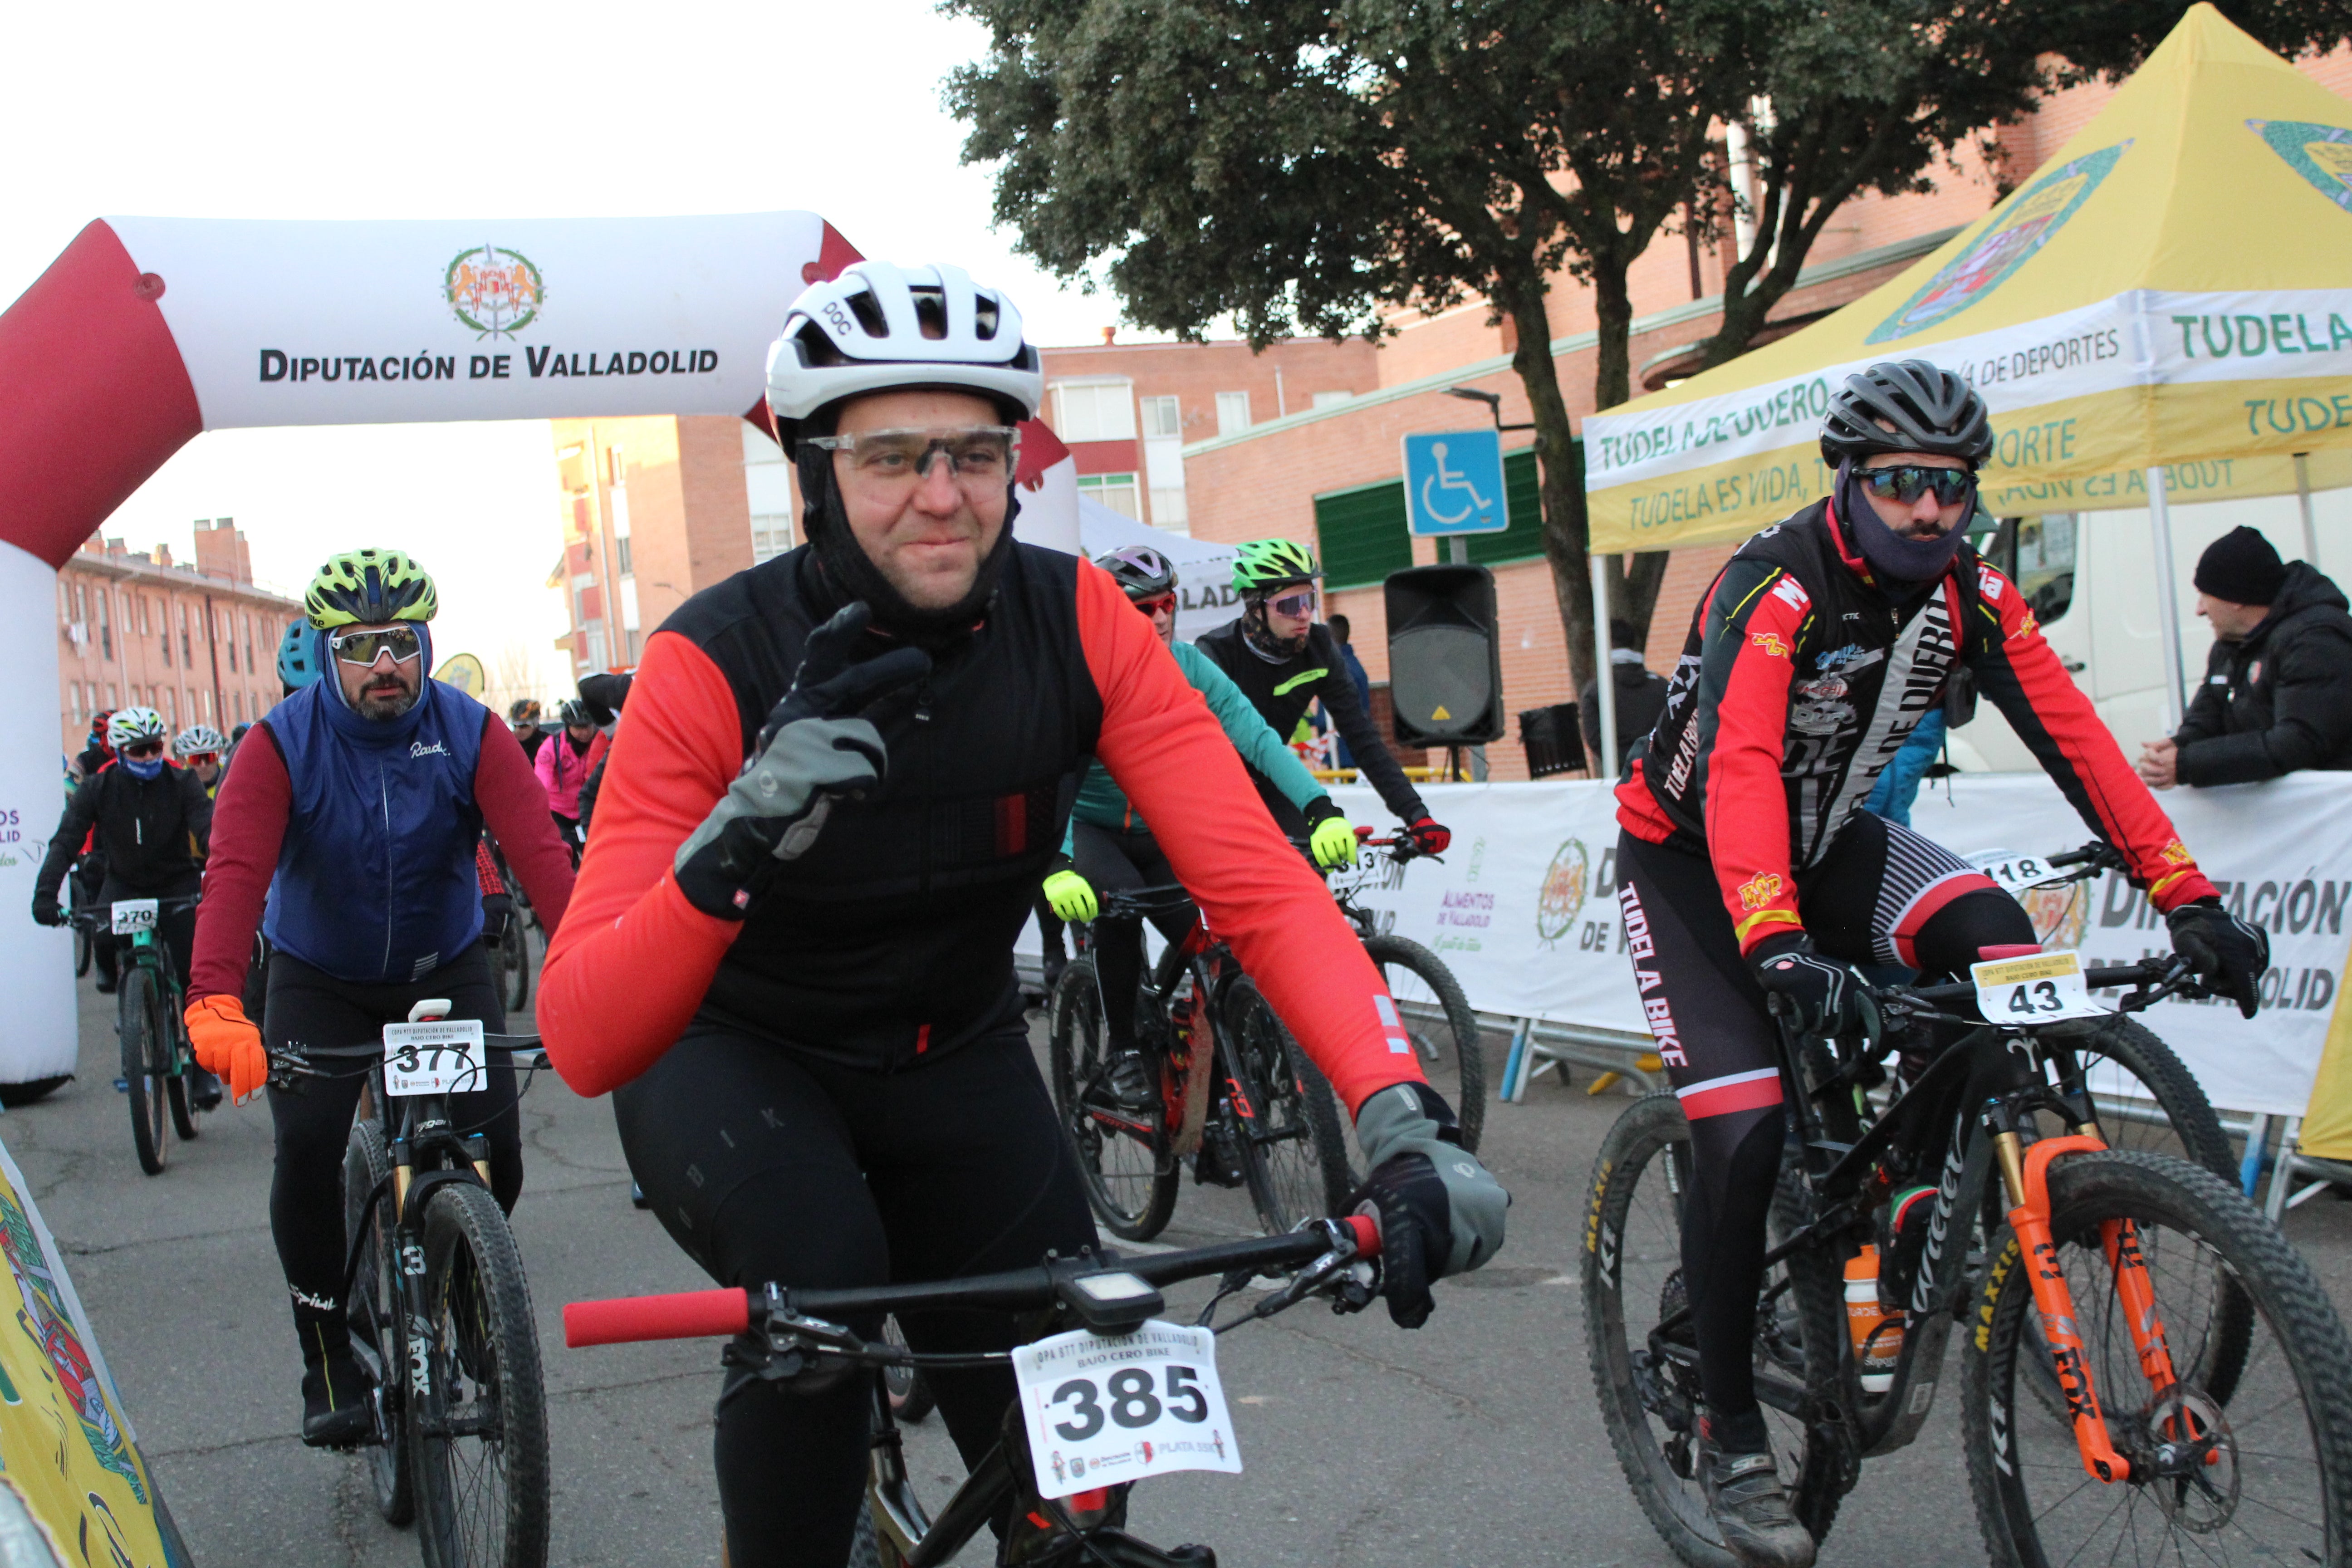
[{"left": 1314, "top": 480, "right": 1413, "bottom": 590}]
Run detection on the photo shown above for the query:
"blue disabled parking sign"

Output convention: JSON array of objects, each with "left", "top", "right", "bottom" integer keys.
[{"left": 1401, "top": 429, "right": 1508, "bottom": 536}]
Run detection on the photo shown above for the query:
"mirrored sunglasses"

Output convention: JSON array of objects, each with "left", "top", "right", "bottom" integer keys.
[
  {"left": 185, "top": 752, "right": 220, "bottom": 767},
  {"left": 1857, "top": 464, "right": 1973, "bottom": 506},
  {"left": 1131, "top": 592, "right": 1178, "bottom": 617},
  {"left": 1267, "top": 588, "right": 1318, "bottom": 618},
  {"left": 804, "top": 426, "right": 1020, "bottom": 487},
  {"left": 330, "top": 625, "right": 424, "bottom": 666}
]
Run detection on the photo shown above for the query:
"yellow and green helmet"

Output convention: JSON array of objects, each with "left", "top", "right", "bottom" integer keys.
[
  {"left": 1230, "top": 538, "right": 1320, "bottom": 595},
  {"left": 305, "top": 549, "right": 438, "bottom": 630}
]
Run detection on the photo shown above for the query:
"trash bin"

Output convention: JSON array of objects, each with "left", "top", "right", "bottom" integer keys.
[{"left": 1518, "top": 702, "right": 1583, "bottom": 779}]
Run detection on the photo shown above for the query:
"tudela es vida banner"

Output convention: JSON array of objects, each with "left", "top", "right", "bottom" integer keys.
[{"left": 1322, "top": 771, "right": 2352, "bottom": 1118}]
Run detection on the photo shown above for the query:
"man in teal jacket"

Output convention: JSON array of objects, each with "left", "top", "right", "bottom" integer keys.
[{"left": 1041, "top": 546, "right": 1359, "bottom": 1120}]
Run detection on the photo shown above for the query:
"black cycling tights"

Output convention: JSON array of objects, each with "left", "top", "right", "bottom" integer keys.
[
  {"left": 1616, "top": 813, "right": 2034, "bottom": 1443},
  {"left": 614, "top": 1026, "right": 1098, "bottom": 1568},
  {"left": 262, "top": 944, "right": 519, "bottom": 1340},
  {"left": 1068, "top": 821, "right": 1197, "bottom": 1054}
]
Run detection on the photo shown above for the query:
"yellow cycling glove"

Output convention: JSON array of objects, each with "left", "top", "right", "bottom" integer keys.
[
  {"left": 1042, "top": 868, "right": 1099, "bottom": 923},
  {"left": 1308, "top": 810, "right": 1360, "bottom": 871}
]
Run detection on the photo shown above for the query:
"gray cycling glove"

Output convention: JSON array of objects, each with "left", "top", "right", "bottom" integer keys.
[
  {"left": 1351, "top": 1081, "right": 1508, "bottom": 1327},
  {"left": 673, "top": 602, "right": 929, "bottom": 919}
]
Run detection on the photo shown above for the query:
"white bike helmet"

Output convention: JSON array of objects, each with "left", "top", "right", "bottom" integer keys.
[
  {"left": 764, "top": 261, "right": 1043, "bottom": 450},
  {"left": 173, "top": 724, "right": 228, "bottom": 759},
  {"left": 108, "top": 707, "right": 168, "bottom": 750}
]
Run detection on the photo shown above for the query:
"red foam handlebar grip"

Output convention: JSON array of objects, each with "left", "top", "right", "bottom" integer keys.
[
  {"left": 564, "top": 1288, "right": 749, "bottom": 1348},
  {"left": 1343, "top": 1212, "right": 1382, "bottom": 1259}
]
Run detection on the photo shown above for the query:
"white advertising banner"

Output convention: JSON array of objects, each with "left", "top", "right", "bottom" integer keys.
[
  {"left": 106, "top": 211, "right": 833, "bottom": 428},
  {"left": 1328, "top": 772, "right": 2352, "bottom": 1117}
]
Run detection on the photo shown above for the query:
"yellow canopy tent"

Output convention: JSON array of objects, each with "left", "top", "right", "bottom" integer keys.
[
  {"left": 1578, "top": 2, "right": 2352, "bottom": 1161},
  {"left": 1582, "top": 2, "right": 2352, "bottom": 733}
]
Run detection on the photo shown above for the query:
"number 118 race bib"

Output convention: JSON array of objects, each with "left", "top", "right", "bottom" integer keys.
[{"left": 1010, "top": 1321, "right": 1241, "bottom": 1499}]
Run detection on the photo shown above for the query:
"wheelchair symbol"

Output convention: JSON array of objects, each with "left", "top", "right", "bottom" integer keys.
[{"left": 1419, "top": 442, "right": 1494, "bottom": 527}]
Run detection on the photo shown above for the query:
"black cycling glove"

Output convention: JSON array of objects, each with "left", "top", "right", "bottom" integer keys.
[
  {"left": 672, "top": 603, "right": 929, "bottom": 920},
  {"left": 29, "top": 893, "right": 62, "bottom": 929},
  {"left": 1748, "top": 932, "right": 1874, "bottom": 1036},
  {"left": 2168, "top": 897, "right": 2269, "bottom": 1018},
  {"left": 1350, "top": 1082, "right": 1507, "bottom": 1328}
]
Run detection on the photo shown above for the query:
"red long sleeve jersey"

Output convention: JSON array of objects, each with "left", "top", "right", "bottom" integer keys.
[
  {"left": 1618, "top": 499, "right": 2216, "bottom": 951},
  {"left": 537, "top": 543, "right": 1424, "bottom": 1115}
]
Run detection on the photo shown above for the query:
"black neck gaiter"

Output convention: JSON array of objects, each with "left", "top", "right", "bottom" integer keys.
[
  {"left": 794, "top": 444, "right": 1021, "bottom": 651},
  {"left": 1837, "top": 460, "right": 1971, "bottom": 588}
]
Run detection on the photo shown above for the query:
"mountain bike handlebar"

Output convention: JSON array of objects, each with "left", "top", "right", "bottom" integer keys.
[
  {"left": 66, "top": 893, "right": 204, "bottom": 930},
  {"left": 1893, "top": 956, "right": 2196, "bottom": 1010},
  {"left": 564, "top": 1215, "right": 1380, "bottom": 1350}
]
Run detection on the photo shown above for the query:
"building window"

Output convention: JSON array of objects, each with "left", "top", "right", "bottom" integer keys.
[
  {"left": 1051, "top": 381, "right": 1137, "bottom": 443},
  {"left": 1077, "top": 473, "right": 1142, "bottom": 519},
  {"left": 1140, "top": 396, "right": 1182, "bottom": 439},
  {"left": 1215, "top": 392, "right": 1252, "bottom": 437},
  {"left": 105, "top": 684, "right": 118, "bottom": 710},
  {"left": 244, "top": 612, "right": 256, "bottom": 675},
  {"left": 180, "top": 604, "right": 192, "bottom": 666},
  {"left": 137, "top": 596, "right": 150, "bottom": 637},
  {"left": 750, "top": 515, "right": 794, "bottom": 563},
  {"left": 615, "top": 534, "right": 633, "bottom": 576},
  {"left": 202, "top": 690, "right": 213, "bottom": 723},
  {"left": 1149, "top": 489, "right": 1190, "bottom": 529},
  {"left": 1314, "top": 479, "right": 1415, "bottom": 590},
  {"left": 95, "top": 590, "right": 111, "bottom": 661},
  {"left": 163, "top": 690, "right": 176, "bottom": 726}
]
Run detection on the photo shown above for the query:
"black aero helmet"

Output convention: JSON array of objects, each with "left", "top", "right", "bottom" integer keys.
[
  {"left": 1094, "top": 544, "right": 1177, "bottom": 601},
  {"left": 1820, "top": 360, "right": 1992, "bottom": 469}
]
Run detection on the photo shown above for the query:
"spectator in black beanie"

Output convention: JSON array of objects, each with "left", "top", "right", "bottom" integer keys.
[{"left": 2136, "top": 524, "right": 2352, "bottom": 788}]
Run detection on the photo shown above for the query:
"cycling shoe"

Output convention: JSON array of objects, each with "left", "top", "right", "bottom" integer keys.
[
  {"left": 1192, "top": 1125, "right": 1247, "bottom": 1189},
  {"left": 1699, "top": 1438, "right": 1815, "bottom": 1568},
  {"left": 300, "top": 1349, "right": 374, "bottom": 1449},
  {"left": 1105, "top": 1051, "right": 1157, "bottom": 1112}
]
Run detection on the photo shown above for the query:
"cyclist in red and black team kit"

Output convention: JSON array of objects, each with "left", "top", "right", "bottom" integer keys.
[
  {"left": 536, "top": 260, "right": 1506, "bottom": 1568},
  {"left": 1614, "top": 360, "right": 2269, "bottom": 1567}
]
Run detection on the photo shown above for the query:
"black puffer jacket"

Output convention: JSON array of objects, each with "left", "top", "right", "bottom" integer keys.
[
  {"left": 2176, "top": 560, "right": 2352, "bottom": 785},
  {"left": 1580, "top": 656, "right": 1672, "bottom": 779}
]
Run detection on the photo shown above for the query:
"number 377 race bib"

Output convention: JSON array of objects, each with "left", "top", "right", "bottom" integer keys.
[{"left": 1011, "top": 1321, "right": 1242, "bottom": 1499}]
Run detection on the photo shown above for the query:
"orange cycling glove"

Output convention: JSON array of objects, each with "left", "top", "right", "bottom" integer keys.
[{"left": 185, "top": 995, "right": 269, "bottom": 1105}]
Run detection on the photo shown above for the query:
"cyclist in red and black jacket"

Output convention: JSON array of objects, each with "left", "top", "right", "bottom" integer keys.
[
  {"left": 537, "top": 261, "right": 1505, "bottom": 1568},
  {"left": 1613, "top": 360, "right": 2269, "bottom": 1568}
]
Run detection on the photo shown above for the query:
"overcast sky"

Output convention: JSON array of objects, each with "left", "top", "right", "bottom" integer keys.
[{"left": 3, "top": 0, "right": 1146, "bottom": 701}]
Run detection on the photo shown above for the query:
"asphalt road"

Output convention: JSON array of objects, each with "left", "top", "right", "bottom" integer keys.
[{"left": 12, "top": 936, "right": 2352, "bottom": 1567}]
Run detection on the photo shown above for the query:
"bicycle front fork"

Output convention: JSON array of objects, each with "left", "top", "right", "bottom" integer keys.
[{"left": 1989, "top": 1124, "right": 2183, "bottom": 1483}]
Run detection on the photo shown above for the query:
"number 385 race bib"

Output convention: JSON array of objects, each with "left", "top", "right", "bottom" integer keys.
[{"left": 1011, "top": 1321, "right": 1241, "bottom": 1499}]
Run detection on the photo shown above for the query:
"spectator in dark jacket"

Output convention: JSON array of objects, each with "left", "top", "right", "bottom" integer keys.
[
  {"left": 1324, "top": 613, "right": 1375, "bottom": 770},
  {"left": 1579, "top": 619, "right": 1672, "bottom": 778},
  {"left": 2137, "top": 525, "right": 2352, "bottom": 789}
]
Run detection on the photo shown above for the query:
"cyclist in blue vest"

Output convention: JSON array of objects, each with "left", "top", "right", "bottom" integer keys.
[{"left": 182, "top": 550, "right": 577, "bottom": 1447}]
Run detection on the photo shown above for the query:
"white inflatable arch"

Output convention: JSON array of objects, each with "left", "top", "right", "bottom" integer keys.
[{"left": 0, "top": 211, "right": 1079, "bottom": 1086}]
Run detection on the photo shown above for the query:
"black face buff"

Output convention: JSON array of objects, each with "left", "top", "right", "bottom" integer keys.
[{"left": 1838, "top": 461, "right": 1972, "bottom": 587}]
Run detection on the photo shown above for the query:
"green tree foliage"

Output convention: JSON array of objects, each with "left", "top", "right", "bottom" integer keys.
[{"left": 946, "top": 0, "right": 1752, "bottom": 701}]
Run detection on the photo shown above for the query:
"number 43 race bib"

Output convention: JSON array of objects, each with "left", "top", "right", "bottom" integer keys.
[
  {"left": 1011, "top": 1321, "right": 1241, "bottom": 1499},
  {"left": 1970, "top": 950, "right": 2111, "bottom": 1024}
]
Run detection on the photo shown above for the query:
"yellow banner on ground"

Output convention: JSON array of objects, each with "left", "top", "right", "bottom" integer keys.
[
  {"left": 1583, "top": 4, "right": 2352, "bottom": 552},
  {"left": 0, "top": 1141, "right": 184, "bottom": 1566}
]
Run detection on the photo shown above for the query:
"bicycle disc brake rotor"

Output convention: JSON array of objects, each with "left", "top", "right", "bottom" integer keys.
[{"left": 2139, "top": 1385, "right": 2237, "bottom": 1532}]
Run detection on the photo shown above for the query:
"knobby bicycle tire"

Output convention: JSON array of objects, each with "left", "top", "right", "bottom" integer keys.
[
  {"left": 118, "top": 966, "right": 167, "bottom": 1176},
  {"left": 1962, "top": 1149, "right": 2352, "bottom": 1568},
  {"left": 1360, "top": 934, "right": 1484, "bottom": 1152},
  {"left": 414, "top": 1182, "right": 550, "bottom": 1568},
  {"left": 499, "top": 920, "right": 530, "bottom": 1013},
  {"left": 880, "top": 1317, "right": 934, "bottom": 1424},
  {"left": 2041, "top": 1014, "right": 2234, "bottom": 1180},
  {"left": 1220, "top": 976, "right": 1352, "bottom": 1233},
  {"left": 344, "top": 1121, "right": 414, "bottom": 1526},
  {"left": 1583, "top": 1093, "right": 1848, "bottom": 1568},
  {"left": 166, "top": 994, "right": 200, "bottom": 1142},
  {"left": 73, "top": 925, "right": 91, "bottom": 979},
  {"left": 1048, "top": 958, "right": 1177, "bottom": 1241}
]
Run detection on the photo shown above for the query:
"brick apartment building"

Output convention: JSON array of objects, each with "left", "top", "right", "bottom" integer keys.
[
  {"left": 56, "top": 519, "right": 304, "bottom": 755},
  {"left": 547, "top": 416, "right": 792, "bottom": 680}
]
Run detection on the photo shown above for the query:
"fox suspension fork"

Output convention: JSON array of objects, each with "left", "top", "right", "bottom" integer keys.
[{"left": 1987, "top": 1112, "right": 2184, "bottom": 1484}]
